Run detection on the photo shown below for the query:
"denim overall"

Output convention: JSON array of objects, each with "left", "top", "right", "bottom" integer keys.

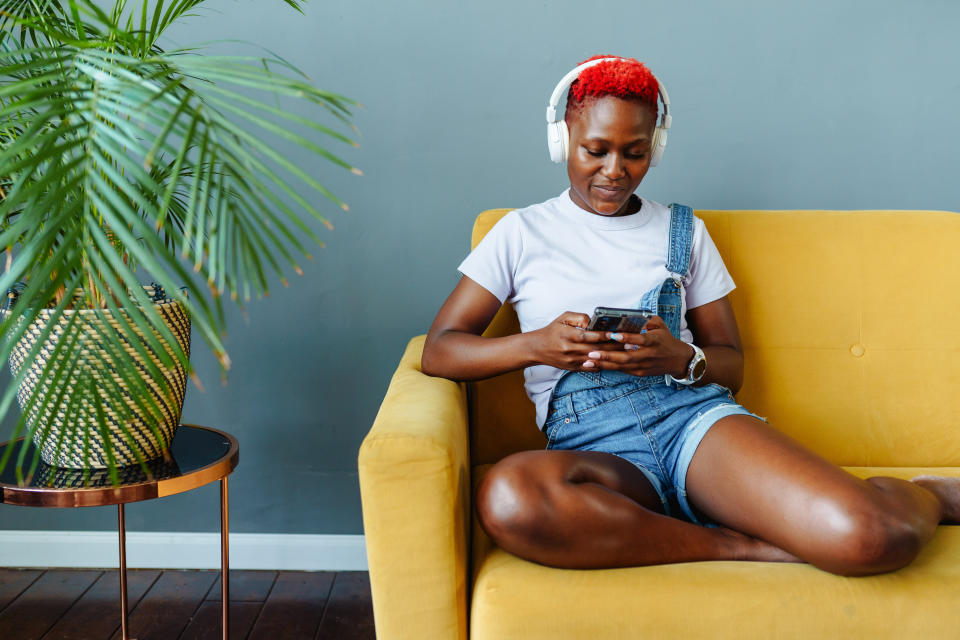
[{"left": 543, "top": 204, "right": 762, "bottom": 522}]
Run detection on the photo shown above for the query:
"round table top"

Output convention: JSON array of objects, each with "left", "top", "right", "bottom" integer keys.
[{"left": 0, "top": 424, "right": 239, "bottom": 507}]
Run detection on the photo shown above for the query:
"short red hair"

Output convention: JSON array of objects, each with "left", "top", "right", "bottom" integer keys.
[{"left": 565, "top": 55, "right": 659, "bottom": 122}]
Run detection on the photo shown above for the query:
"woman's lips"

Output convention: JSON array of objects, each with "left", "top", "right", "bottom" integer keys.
[{"left": 592, "top": 184, "right": 625, "bottom": 201}]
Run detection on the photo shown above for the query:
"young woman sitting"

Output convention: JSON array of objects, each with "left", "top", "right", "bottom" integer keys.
[{"left": 421, "top": 55, "right": 960, "bottom": 576}]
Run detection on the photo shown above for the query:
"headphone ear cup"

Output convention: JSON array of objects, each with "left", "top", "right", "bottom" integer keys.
[
  {"left": 649, "top": 126, "right": 667, "bottom": 167},
  {"left": 547, "top": 120, "right": 569, "bottom": 163}
]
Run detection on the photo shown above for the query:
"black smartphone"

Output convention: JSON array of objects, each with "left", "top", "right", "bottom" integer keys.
[{"left": 586, "top": 307, "right": 653, "bottom": 333}]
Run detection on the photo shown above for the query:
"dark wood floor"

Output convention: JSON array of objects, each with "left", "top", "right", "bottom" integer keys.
[{"left": 0, "top": 568, "right": 375, "bottom": 640}]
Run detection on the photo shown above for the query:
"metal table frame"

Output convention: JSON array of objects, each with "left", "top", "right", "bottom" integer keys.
[{"left": 0, "top": 424, "right": 239, "bottom": 640}]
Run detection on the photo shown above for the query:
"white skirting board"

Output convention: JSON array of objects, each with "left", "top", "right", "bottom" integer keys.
[{"left": 0, "top": 531, "right": 368, "bottom": 571}]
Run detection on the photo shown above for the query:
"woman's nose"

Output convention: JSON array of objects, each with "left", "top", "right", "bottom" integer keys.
[{"left": 602, "top": 153, "right": 625, "bottom": 178}]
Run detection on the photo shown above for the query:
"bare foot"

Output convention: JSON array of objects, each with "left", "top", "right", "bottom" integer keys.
[
  {"left": 716, "top": 526, "right": 802, "bottom": 564},
  {"left": 911, "top": 475, "right": 960, "bottom": 523}
]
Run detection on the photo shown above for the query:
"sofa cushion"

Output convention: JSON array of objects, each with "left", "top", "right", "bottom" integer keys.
[{"left": 470, "top": 464, "right": 960, "bottom": 639}]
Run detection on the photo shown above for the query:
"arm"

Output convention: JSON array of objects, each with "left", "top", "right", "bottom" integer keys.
[
  {"left": 581, "top": 295, "right": 745, "bottom": 393},
  {"left": 684, "top": 296, "right": 744, "bottom": 393},
  {"left": 421, "top": 275, "right": 612, "bottom": 380}
]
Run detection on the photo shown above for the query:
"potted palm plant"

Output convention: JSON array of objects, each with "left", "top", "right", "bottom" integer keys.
[{"left": 0, "top": 0, "right": 359, "bottom": 481}]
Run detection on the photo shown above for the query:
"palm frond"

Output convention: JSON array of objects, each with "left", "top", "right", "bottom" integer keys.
[
  {"left": 0, "top": 0, "right": 359, "bottom": 479},
  {"left": 0, "top": 1, "right": 71, "bottom": 47}
]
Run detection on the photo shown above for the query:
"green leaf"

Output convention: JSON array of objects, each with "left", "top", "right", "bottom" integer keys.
[{"left": 0, "top": 0, "right": 360, "bottom": 481}]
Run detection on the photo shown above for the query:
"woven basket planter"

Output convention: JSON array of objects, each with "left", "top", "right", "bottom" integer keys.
[{"left": 5, "top": 296, "right": 191, "bottom": 469}]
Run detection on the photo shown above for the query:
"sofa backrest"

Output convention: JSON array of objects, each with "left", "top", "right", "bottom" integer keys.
[{"left": 467, "top": 207, "right": 960, "bottom": 469}]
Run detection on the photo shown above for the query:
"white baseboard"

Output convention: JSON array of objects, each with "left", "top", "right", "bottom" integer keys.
[{"left": 0, "top": 531, "right": 368, "bottom": 571}]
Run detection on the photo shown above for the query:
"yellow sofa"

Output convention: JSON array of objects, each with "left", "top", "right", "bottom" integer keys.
[{"left": 359, "top": 208, "right": 960, "bottom": 639}]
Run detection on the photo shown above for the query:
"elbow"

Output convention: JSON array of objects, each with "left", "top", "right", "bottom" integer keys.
[
  {"left": 420, "top": 342, "right": 440, "bottom": 377},
  {"left": 728, "top": 376, "right": 743, "bottom": 396},
  {"left": 421, "top": 340, "right": 471, "bottom": 381},
  {"left": 728, "top": 360, "right": 744, "bottom": 395},
  {"left": 732, "top": 351, "right": 745, "bottom": 394},
  {"left": 713, "top": 347, "right": 743, "bottom": 395},
  {"left": 420, "top": 333, "right": 452, "bottom": 378}
]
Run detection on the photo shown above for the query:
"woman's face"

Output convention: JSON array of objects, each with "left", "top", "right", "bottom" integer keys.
[{"left": 566, "top": 96, "right": 657, "bottom": 216}]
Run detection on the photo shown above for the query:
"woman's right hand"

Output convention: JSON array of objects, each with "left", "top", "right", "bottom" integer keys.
[
  {"left": 423, "top": 279, "right": 615, "bottom": 380},
  {"left": 527, "top": 312, "right": 615, "bottom": 370}
]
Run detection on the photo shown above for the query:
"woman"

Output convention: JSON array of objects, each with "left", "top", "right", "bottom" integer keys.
[{"left": 420, "top": 55, "right": 959, "bottom": 576}]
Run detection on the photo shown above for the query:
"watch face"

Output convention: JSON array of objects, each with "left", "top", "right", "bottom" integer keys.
[{"left": 692, "top": 358, "right": 707, "bottom": 380}]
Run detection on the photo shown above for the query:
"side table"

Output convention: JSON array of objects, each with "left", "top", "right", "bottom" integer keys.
[{"left": 0, "top": 424, "right": 239, "bottom": 640}]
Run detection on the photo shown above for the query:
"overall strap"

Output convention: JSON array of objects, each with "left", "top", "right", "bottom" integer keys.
[{"left": 665, "top": 203, "right": 695, "bottom": 278}]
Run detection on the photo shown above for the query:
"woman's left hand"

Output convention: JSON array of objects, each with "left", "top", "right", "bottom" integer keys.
[{"left": 582, "top": 315, "right": 692, "bottom": 377}]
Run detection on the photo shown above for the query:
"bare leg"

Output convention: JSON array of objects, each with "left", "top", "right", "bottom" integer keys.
[
  {"left": 475, "top": 449, "right": 797, "bottom": 570},
  {"left": 910, "top": 475, "right": 960, "bottom": 522},
  {"left": 686, "top": 415, "right": 943, "bottom": 576}
]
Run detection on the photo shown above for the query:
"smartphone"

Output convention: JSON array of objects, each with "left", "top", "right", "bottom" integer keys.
[{"left": 586, "top": 307, "right": 653, "bottom": 333}]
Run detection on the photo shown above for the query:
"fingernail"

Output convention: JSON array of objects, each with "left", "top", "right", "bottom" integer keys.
[
  {"left": 625, "top": 344, "right": 639, "bottom": 351},
  {"left": 610, "top": 333, "right": 623, "bottom": 341},
  {"left": 588, "top": 351, "right": 602, "bottom": 359},
  {"left": 582, "top": 360, "right": 595, "bottom": 368},
  {"left": 640, "top": 329, "right": 647, "bottom": 334}
]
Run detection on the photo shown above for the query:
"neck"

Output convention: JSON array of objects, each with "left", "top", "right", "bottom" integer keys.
[{"left": 570, "top": 188, "right": 641, "bottom": 217}]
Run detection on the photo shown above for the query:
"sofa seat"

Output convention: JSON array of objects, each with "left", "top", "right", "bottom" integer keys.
[{"left": 470, "top": 464, "right": 960, "bottom": 640}]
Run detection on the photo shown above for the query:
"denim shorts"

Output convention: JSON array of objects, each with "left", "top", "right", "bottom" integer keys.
[{"left": 543, "top": 370, "right": 765, "bottom": 523}]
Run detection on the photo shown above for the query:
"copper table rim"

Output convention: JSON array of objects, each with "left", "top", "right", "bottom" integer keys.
[{"left": 0, "top": 423, "right": 239, "bottom": 507}]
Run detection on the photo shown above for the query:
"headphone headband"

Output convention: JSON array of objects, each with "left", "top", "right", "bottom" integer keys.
[
  {"left": 545, "top": 57, "right": 672, "bottom": 166},
  {"left": 545, "top": 57, "right": 671, "bottom": 131}
]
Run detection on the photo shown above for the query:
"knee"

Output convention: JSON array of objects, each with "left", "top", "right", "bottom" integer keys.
[
  {"left": 819, "top": 503, "right": 924, "bottom": 576},
  {"left": 475, "top": 455, "right": 547, "bottom": 541}
]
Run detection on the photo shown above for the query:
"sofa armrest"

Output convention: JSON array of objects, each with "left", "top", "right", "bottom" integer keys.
[{"left": 358, "top": 335, "right": 471, "bottom": 640}]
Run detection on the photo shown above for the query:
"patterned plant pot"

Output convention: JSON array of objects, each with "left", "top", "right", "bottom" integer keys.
[{"left": 5, "top": 294, "right": 191, "bottom": 469}]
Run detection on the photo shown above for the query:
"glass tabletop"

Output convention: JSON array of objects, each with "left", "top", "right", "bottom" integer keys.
[{"left": 0, "top": 424, "right": 239, "bottom": 507}]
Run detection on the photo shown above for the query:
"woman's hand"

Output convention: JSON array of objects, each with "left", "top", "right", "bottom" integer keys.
[
  {"left": 527, "top": 312, "right": 620, "bottom": 371},
  {"left": 584, "top": 315, "right": 693, "bottom": 377}
]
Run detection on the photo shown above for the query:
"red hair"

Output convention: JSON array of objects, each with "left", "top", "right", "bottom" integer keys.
[{"left": 565, "top": 55, "right": 659, "bottom": 122}]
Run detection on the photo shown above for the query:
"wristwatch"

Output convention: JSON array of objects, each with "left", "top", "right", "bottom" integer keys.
[{"left": 669, "top": 342, "right": 706, "bottom": 386}]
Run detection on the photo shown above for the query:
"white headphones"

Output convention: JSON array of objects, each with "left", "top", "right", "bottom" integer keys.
[{"left": 546, "top": 57, "right": 672, "bottom": 166}]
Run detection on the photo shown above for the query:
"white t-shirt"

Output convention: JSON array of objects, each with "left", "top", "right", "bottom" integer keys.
[{"left": 458, "top": 190, "right": 736, "bottom": 429}]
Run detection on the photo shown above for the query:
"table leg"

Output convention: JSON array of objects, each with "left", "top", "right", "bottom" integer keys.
[
  {"left": 221, "top": 477, "right": 230, "bottom": 640},
  {"left": 118, "top": 503, "right": 130, "bottom": 640}
]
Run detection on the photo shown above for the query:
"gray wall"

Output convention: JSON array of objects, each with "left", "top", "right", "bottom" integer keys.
[{"left": 1, "top": 0, "right": 958, "bottom": 534}]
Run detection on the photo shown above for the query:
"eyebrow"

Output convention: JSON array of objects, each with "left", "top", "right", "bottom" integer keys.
[{"left": 583, "top": 136, "right": 650, "bottom": 145}]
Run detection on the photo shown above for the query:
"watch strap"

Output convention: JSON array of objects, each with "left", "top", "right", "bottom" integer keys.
[{"left": 669, "top": 342, "right": 706, "bottom": 386}]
